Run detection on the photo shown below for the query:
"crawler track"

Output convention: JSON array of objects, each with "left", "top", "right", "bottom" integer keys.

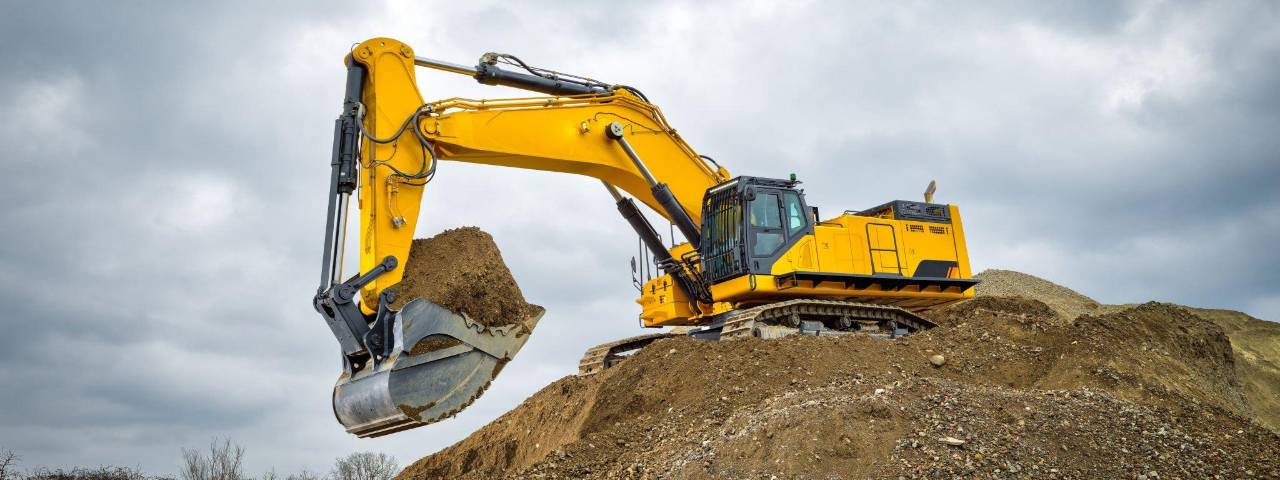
[
  {"left": 577, "top": 333, "right": 677, "bottom": 375},
  {"left": 578, "top": 300, "right": 936, "bottom": 375},
  {"left": 719, "top": 298, "right": 936, "bottom": 340}
]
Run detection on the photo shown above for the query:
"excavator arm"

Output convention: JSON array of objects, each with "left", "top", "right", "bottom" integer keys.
[{"left": 314, "top": 37, "right": 727, "bottom": 437}]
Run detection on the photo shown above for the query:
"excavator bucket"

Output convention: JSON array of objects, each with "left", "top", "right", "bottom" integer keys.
[{"left": 332, "top": 299, "right": 543, "bottom": 438}]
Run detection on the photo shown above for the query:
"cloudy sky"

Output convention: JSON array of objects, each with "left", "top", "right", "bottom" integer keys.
[{"left": 1, "top": 0, "right": 1277, "bottom": 476}]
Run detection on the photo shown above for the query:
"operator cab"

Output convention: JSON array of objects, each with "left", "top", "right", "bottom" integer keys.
[{"left": 700, "top": 176, "right": 813, "bottom": 283}]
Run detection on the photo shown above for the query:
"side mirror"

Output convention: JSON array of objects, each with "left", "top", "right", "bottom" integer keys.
[{"left": 630, "top": 256, "right": 637, "bottom": 273}]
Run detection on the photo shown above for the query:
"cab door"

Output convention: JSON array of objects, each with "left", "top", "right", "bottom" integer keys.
[
  {"left": 745, "top": 188, "right": 816, "bottom": 273},
  {"left": 746, "top": 191, "right": 786, "bottom": 272}
]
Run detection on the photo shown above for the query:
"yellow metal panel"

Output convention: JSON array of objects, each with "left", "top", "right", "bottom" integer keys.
[
  {"left": 776, "top": 235, "right": 817, "bottom": 272},
  {"left": 423, "top": 95, "right": 725, "bottom": 224},
  {"left": 949, "top": 205, "right": 975, "bottom": 295},
  {"left": 847, "top": 224, "right": 868, "bottom": 274},
  {"left": 812, "top": 226, "right": 850, "bottom": 273},
  {"left": 899, "top": 223, "right": 958, "bottom": 277},
  {"left": 351, "top": 38, "right": 428, "bottom": 314},
  {"left": 637, "top": 272, "right": 732, "bottom": 327}
]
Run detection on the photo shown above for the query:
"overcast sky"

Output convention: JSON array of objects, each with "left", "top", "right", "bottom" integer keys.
[{"left": 1, "top": 0, "right": 1277, "bottom": 476}]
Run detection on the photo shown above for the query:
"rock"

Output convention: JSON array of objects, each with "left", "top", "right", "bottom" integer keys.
[
  {"left": 939, "top": 436, "right": 966, "bottom": 446},
  {"left": 929, "top": 354, "right": 947, "bottom": 367}
]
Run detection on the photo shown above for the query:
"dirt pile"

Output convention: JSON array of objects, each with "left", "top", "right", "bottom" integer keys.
[
  {"left": 1188, "top": 307, "right": 1280, "bottom": 434},
  {"left": 389, "top": 227, "right": 539, "bottom": 327},
  {"left": 399, "top": 272, "right": 1280, "bottom": 479},
  {"left": 974, "top": 270, "right": 1280, "bottom": 431},
  {"left": 974, "top": 269, "right": 1102, "bottom": 320}
]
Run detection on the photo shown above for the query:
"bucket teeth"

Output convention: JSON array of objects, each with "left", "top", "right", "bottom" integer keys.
[{"left": 332, "top": 299, "right": 543, "bottom": 438}]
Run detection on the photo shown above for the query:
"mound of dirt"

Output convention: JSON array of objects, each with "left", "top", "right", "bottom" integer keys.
[
  {"left": 974, "top": 269, "right": 1102, "bottom": 320},
  {"left": 1046, "top": 303, "right": 1246, "bottom": 413},
  {"left": 401, "top": 293, "right": 1279, "bottom": 479},
  {"left": 1190, "top": 307, "right": 1280, "bottom": 434},
  {"left": 389, "top": 227, "right": 539, "bottom": 327},
  {"left": 975, "top": 270, "right": 1280, "bottom": 432},
  {"left": 401, "top": 376, "right": 603, "bottom": 478}
]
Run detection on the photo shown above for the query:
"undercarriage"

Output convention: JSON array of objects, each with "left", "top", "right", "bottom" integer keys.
[{"left": 578, "top": 299, "right": 936, "bottom": 375}]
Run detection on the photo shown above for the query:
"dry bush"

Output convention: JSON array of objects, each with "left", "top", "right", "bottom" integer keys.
[
  {"left": 282, "top": 469, "right": 320, "bottom": 480},
  {"left": 179, "top": 439, "right": 244, "bottom": 480},
  {"left": 330, "top": 453, "right": 397, "bottom": 480},
  {"left": 24, "top": 466, "right": 146, "bottom": 480},
  {"left": 0, "top": 449, "right": 18, "bottom": 480}
]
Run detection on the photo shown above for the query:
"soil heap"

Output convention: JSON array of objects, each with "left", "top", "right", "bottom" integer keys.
[
  {"left": 974, "top": 269, "right": 1103, "bottom": 319},
  {"left": 400, "top": 270, "right": 1280, "bottom": 479},
  {"left": 976, "top": 269, "right": 1280, "bottom": 429},
  {"left": 389, "top": 227, "right": 539, "bottom": 327}
]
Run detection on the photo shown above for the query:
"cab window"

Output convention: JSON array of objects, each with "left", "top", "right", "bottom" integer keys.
[
  {"left": 784, "top": 192, "right": 806, "bottom": 235},
  {"left": 748, "top": 193, "right": 784, "bottom": 256},
  {"left": 749, "top": 193, "right": 782, "bottom": 228}
]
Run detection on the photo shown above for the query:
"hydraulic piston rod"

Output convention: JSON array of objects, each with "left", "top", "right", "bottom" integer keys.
[
  {"left": 414, "top": 56, "right": 477, "bottom": 76},
  {"left": 415, "top": 54, "right": 606, "bottom": 96},
  {"left": 602, "top": 182, "right": 709, "bottom": 305},
  {"left": 606, "top": 122, "right": 702, "bottom": 249}
]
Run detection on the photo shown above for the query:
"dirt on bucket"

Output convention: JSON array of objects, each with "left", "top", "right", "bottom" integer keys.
[{"left": 389, "top": 226, "right": 540, "bottom": 328}]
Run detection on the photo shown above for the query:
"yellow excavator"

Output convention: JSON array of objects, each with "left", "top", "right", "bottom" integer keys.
[{"left": 315, "top": 37, "right": 978, "bottom": 438}]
